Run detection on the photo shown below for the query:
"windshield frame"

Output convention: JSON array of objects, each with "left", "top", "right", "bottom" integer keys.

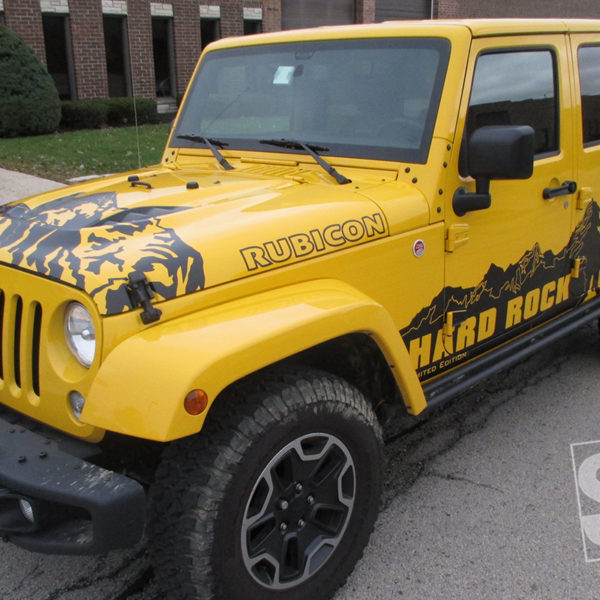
[{"left": 172, "top": 36, "right": 451, "bottom": 165}]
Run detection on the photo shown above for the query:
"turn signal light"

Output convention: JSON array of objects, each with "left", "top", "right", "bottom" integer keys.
[{"left": 184, "top": 389, "right": 209, "bottom": 415}]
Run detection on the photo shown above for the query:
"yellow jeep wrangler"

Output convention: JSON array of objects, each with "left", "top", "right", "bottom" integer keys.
[{"left": 0, "top": 18, "right": 599, "bottom": 600}]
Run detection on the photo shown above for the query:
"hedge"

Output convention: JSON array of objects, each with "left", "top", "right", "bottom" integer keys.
[
  {"left": 0, "top": 25, "right": 61, "bottom": 137},
  {"left": 59, "top": 98, "right": 159, "bottom": 130}
]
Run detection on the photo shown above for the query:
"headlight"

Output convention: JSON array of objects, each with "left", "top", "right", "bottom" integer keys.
[{"left": 65, "top": 302, "right": 96, "bottom": 367}]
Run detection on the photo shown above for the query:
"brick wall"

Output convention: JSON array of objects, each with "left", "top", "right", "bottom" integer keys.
[
  {"left": 262, "top": 0, "right": 281, "bottom": 31},
  {"left": 127, "top": 0, "right": 155, "bottom": 97},
  {"left": 436, "top": 0, "right": 459, "bottom": 18},
  {"left": 172, "top": 0, "right": 201, "bottom": 96},
  {"left": 437, "top": 0, "right": 600, "bottom": 18},
  {"left": 3, "top": 0, "right": 46, "bottom": 63},
  {"left": 217, "top": 0, "right": 243, "bottom": 37},
  {"left": 15, "top": 0, "right": 600, "bottom": 105},
  {"left": 356, "top": 0, "right": 376, "bottom": 23},
  {"left": 69, "top": 0, "right": 109, "bottom": 98}
]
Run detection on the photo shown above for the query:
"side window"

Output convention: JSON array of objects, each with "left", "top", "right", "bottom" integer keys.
[
  {"left": 578, "top": 45, "right": 600, "bottom": 145},
  {"left": 466, "top": 50, "right": 558, "bottom": 156}
]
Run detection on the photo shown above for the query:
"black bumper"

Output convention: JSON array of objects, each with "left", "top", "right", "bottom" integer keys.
[{"left": 0, "top": 412, "right": 146, "bottom": 554}]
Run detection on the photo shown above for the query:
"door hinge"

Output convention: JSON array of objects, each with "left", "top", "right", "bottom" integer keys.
[
  {"left": 577, "top": 187, "right": 593, "bottom": 211},
  {"left": 445, "top": 224, "right": 469, "bottom": 252},
  {"left": 127, "top": 273, "right": 162, "bottom": 324}
]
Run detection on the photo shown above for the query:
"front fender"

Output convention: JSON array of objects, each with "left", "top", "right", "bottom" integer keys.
[{"left": 83, "top": 280, "right": 425, "bottom": 441}]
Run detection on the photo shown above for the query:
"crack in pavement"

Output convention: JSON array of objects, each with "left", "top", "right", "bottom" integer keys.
[
  {"left": 9, "top": 563, "right": 42, "bottom": 595},
  {"left": 43, "top": 548, "right": 148, "bottom": 600},
  {"left": 424, "top": 469, "right": 506, "bottom": 493}
]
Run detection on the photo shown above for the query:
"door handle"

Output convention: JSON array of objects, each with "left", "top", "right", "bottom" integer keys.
[{"left": 543, "top": 180, "right": 577, "bottom": 200}]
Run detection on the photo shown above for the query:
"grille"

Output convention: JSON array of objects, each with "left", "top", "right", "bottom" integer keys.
[{"left": 0, "top": 290, "right": 42, "bottom": 398}]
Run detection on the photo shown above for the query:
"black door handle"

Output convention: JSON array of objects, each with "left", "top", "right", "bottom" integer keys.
[{"left": 543, "top": 180, "right": 577, "bottom": 200}]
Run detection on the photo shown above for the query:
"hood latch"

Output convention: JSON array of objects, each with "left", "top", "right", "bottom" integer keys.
[{"left": 127, "top": 273, "right": 162, "bottom": 324}]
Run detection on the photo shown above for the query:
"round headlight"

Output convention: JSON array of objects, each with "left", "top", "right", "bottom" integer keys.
[{"left": 65, "top": 302, "right": 96, "bottom": 367}]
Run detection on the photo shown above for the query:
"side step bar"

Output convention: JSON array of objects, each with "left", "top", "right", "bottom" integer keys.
[{"left": 423, "top": 296, "right": 600, "bottom": 410}]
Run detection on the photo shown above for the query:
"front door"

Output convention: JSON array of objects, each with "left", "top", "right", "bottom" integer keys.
[{"left": 408, "top": 34, "right": 578, "bottom": 381}]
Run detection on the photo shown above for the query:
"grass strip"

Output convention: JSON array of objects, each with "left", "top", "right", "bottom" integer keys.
[{"left": 0, "top": 124, "right": 170, "bottom": 182}]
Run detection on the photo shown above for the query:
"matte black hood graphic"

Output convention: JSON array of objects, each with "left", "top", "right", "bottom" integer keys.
[
  {"left": 0, "top": 192, "right": 205, "bottom": 315},
  {"left": 402, "top": 202, "right": 600, "bottom": 379}
]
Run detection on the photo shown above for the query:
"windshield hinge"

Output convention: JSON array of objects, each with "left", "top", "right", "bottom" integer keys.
[{"left": 127, "top": 273, "right": 162, "bottom": 324}]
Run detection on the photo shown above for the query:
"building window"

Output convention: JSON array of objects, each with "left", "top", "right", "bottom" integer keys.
[
  {"left": 578, "top": 45, "right": 600, "bottom": 146},
  {"left": 152, "top": 17, "right": 176, "bottom": 97},
  {"left": 200, "top": 5, "right": 220, "bottom": 50},
  {"left": 200, "top": 18, "right": 220, "bottom": 50},
  {"left": 243, "top": 7, "right": 262, "bottom": 35},
  {"left": 42, "top": 14, "right": 76, "bottom": 100},
  {"left": 243, "top": 20, "right": 262, "bottom": 35},
  {"left": 467, "top": 50, "right": 558, "bottom": 156},
  {"left": 103, "top": 15, "right": 131, "bottom": 97}
]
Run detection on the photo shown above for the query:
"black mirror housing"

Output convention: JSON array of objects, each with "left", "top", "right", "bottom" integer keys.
[
  {"left": 468, "top": 125, "right": 534, "bottom": 181},
  {"left": 454, "top": 125, "right": 535, "bottom": 217}
]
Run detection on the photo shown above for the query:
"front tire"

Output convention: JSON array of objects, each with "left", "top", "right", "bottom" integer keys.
[{"left": 149, "top": 368, "right": 384, "bottom": 600}]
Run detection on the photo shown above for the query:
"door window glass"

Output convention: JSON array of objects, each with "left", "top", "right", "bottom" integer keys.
[
  {"left": 578, "top": 45, "right": 600, "bottom": 145},
  {"left": 467, "top": 50, "right": 558, "bottom": 156}
]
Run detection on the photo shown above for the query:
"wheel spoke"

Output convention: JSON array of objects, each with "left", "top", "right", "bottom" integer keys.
[
  {"left": 310, "top": 503, "right": 348, "bottom": 536},
  {"left": 308, "top": 444, "right": 347, "bottom": 488},
  {"left": 246, "top": 513, "right": 278, "bottom": 555},
  {"left": 280, "top": 532, "right": 301, "bottom": 580},
  {"left": 271, "top": 450, "right": 296, "bottom": 492}
]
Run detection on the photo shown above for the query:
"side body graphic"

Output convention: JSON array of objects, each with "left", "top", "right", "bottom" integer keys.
[{"left": 401, "top": 202, "right": 600, "bottom": 380}]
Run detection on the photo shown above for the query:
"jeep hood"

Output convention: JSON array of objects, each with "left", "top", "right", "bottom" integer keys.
[{"left": 0, "top": 166, "right": 424, "bottom": 316}]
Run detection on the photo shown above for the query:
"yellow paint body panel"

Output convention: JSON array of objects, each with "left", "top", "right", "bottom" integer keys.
[{"left": 85, "top": 280, "right": 425, "bottom": 441}]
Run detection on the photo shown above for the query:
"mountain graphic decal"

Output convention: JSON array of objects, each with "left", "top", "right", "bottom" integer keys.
[{"left": 401, "top": 201, "right": 600, "bottom": 380}]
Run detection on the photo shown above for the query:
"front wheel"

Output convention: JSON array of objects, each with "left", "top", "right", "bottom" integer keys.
[{"left": 149, "top": 368, "right": 384, "bottom": 600}]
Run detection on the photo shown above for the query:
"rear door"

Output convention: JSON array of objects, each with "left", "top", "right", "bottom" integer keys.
[{"left": 569, "top": 32, "right": 600, "bottom": 299}]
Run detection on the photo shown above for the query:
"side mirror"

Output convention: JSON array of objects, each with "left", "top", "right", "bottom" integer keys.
[{"left": 454, "top": 125, "right": 535, "bottom": 217}]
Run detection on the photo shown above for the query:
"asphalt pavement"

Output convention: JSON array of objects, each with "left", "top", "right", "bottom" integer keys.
[{"left": 0, "top": 167, "right": 599, "bottom": 599}]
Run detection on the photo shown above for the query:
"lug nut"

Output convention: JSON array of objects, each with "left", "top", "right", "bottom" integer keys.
[
  {"left": 307, "top": 495, "right": 315, "bottom": 505},
  {"left": 295, "top": 482, "right": 303, "bottom": 493},
  {"left": 297, "top": 518, "right": 306, "bottom": 528},
  {"left": 280, "top": 522, "right": 288, "bottom": 532},
  {"left": 278, "top": 499, "right": 289, "bottom": 510}
]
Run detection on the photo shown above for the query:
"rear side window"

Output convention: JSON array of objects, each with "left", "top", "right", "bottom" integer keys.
[
  {"left": 578, "top": 45, "right": 600, "bottom": 145},
  {"left": 466, "top": 49, "right": 558, "bottom": 156}
]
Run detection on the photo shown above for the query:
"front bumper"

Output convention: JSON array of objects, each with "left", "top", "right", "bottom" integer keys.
[{"left": 0, "top": 410, "right": 145, "bottom": 554}]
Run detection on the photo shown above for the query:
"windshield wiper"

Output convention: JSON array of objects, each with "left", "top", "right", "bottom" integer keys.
[
  {"left": 259, "top": 139, "right": 351, "bottom": 185},
  {"left": 176, "top": 134, "right": 234, "bottom": 170}
]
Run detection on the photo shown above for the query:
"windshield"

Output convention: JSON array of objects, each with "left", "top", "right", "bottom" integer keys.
[{"left": 173, "top": 37, "right": 450, "bottom": 164}]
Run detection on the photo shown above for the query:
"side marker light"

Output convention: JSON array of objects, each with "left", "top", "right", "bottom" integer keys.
[{"left": 184, "top": 389, "right": 209, "bottom": 415}]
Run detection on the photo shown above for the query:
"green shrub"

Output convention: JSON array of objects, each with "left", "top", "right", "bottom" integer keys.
[
  {"left": 0, "top": 25, "right": 61, "bottom": 137},
  {"left": 60, "top": 100, "right": 107, "bottom": 130},
  {"left": 59, "top": 97, "right": 158, "bottom": 130},
  {"left": 104, "top": 97, "right": 159, "bottom": 126}
]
